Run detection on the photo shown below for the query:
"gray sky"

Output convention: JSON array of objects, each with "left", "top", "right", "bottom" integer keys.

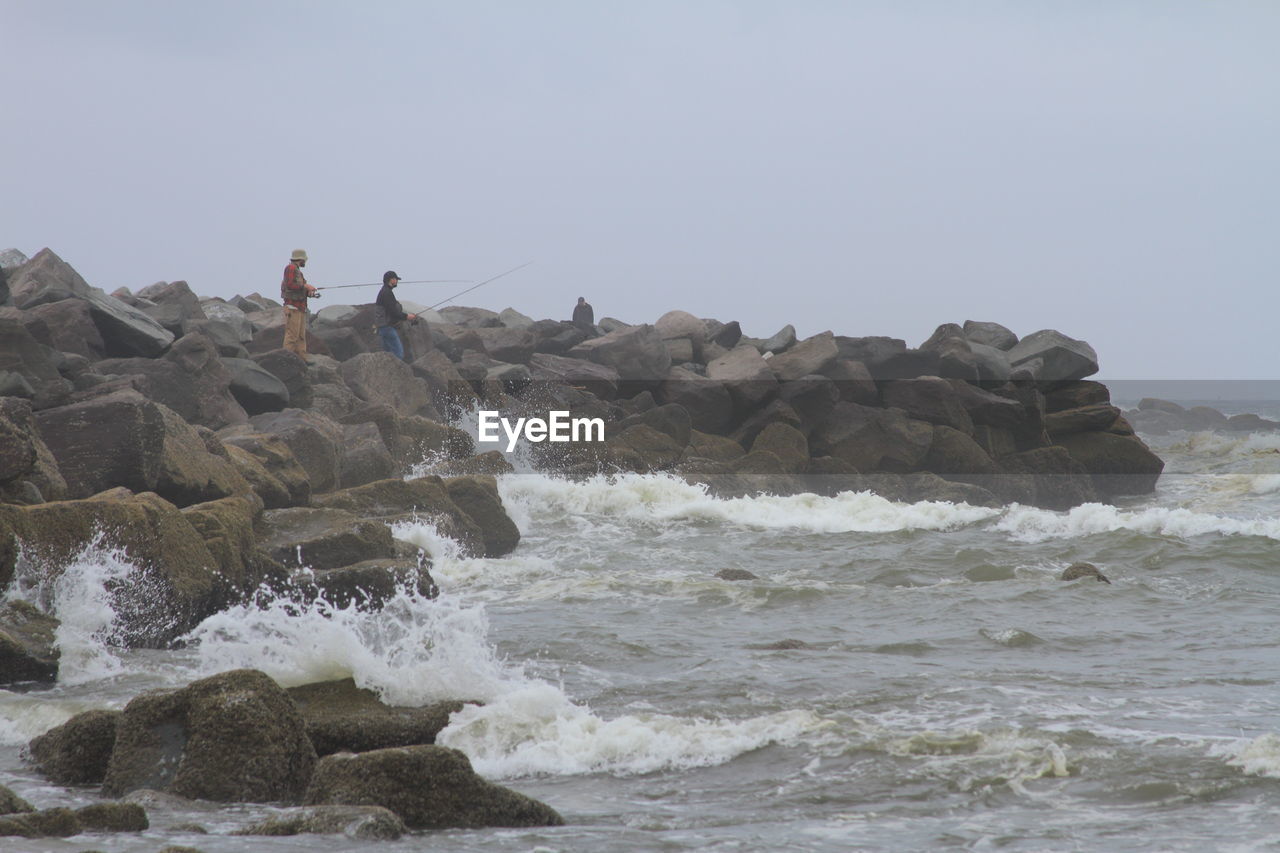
[{"left": 4, "top": 1, "right": 1277, "bottom": 379}]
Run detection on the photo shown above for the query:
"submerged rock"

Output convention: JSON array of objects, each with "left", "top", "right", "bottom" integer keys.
[
  {"left": 75, "top": 801, "right": 149, "bottom": 831},
  {"left": 234, "top": 804, "right": 405, "bottom": 840},
  {"left": 304, "top": 744, "right": 564, "bottom": 830},
  {"left": 0, "top": 806, "right": 80, "bottom": 838},
  {"left": 1060, "top": 562, "right": 1111, "bottom": 584}
]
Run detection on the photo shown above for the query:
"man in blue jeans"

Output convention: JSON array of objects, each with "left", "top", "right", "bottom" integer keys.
[{"left": 374, "top": 270, "right": 417, "bottom": 360}]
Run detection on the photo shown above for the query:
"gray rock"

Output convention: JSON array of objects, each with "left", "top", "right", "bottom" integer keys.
[
  {"left": 1007, "top": 329, "right": 1099, "bottom": 383},
  {"left": 475, "top": 326, "right": 536, "bottom": 364},
  {"left": 768, "top": 331, "right": 838, "bottom": 381},
  {"left": 258, "top": 507, "right": 395, "bottom": 570},
  {"left": 498, "top": 307, "right": 535, "bottom": 328},
  {"left": 881, "top": 376, "right": 974, "bottom": 434},
  {"left": 199, "top": 299, "right": 254, "bottom": 342},
  {"left": 136, "top": 280, "right": 207, "bottom": 337},
  {"left": 0, "top": 600, "right": 59, "bottom": 686},
  {"left": 967, "top": 341, "right": 1013, "bottom": 383},
  {"left": 340, "top": 352, "right": 431, "bottom": 417},
  {"left": 304, "top": 745, "right": 563, "bottom": 829},
  {"left": 529, "top": 352, "right": 620, "bottom": 400},
  {"left": 760, "top": 324, "right": 797, "bottom": 354},
  {"left": 247, "top": 408, "right": 344, "bottom": 494},
  {"left": 102, "top": 669, "right": 317, "bottom": 803},
  {"left": 438, "top": 305, "right": 501, "bottom": 328},
  {"left": 657, "top": 365, "right": 734, "bottom": 434},
  {"left": 567, "top": 324, "right": 671, "bottom": 381},
  {"left": 706, "top": 345, "right": 778, "bottom": 415},
  {"left": 654, "top": 310, "right": 707, "bottom": 343},
  {"left": 223, "top": 357, "right": 291, "bottom": 415},
  {"left": 962, "top": 320, "right": 1018, "bottom": 350}
]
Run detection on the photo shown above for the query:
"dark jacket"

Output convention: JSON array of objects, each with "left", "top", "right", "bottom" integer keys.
[
  {"left": 374, "top": 284, "right": 407, "bottom": 327},
  {"left": 572, "top": 300, "right": 594, "bottom": 328}
]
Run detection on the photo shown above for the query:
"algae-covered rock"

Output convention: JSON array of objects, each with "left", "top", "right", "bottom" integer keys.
[
  {"left": 102, "top": 669, "right": 316, "bottom": 803},
  {"left": 304, "top": 744, "right": 563, "bottom": 829},
  {"left": 28, "top": 708, "right": 121, "bottom": 785},
  {"left": 287, "top": 678, "right": 467, "bottom": 756}
]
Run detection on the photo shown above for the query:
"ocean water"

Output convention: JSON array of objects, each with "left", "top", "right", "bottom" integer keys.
[{"left": 2, "top": 414, "right": 1279, "bottom": 851}]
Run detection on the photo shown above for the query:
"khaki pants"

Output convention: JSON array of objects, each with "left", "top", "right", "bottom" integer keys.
[{"left": 283, "top": 306, "right": 307, "bottom": 357}]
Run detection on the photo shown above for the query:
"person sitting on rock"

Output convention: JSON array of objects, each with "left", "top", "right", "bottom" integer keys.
[
  {"left": 374, "top": 270, "right": 417, "bottom": 361},
  {"left": 281, "top": 249, "right": 319, "bottom": 359},
  {"left": 572, "top": 296, "right": 594, "bottom": 332}
]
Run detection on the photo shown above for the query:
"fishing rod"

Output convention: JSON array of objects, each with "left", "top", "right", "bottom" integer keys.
[
  {"left": 315, "top": 279, "right": 471, "bottom": 291},
  {"left": 427, "top": 261, "right": 533, "bottom": 311}
]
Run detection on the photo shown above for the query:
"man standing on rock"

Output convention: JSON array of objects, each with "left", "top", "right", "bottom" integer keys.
[
  {"left": 374, "top": 270, "right": 417, "bottom": 361},
  {"left": 281, "top": 249, "right": 318, "bottom": 358},
  {"left": 572, "top": 295, "right": 594, "bottom": 332}
]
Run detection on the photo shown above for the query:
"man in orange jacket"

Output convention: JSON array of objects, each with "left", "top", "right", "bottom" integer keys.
[{"left": 281, "top": 249, "right": 318, "bottom": 358}]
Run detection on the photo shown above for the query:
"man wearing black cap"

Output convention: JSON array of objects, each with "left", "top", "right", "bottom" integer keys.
[{"left": 374, "top": 270, "right": 417, "bottom": 361}]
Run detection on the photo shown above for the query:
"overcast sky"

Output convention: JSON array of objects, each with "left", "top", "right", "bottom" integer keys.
[{"left": 3, "top": 1, "right": 1276, "bottom": 378}]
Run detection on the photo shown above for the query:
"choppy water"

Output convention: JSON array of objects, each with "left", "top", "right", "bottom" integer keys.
[{"left": 2, "top": 415, "right": 1279, "bottom": 851}]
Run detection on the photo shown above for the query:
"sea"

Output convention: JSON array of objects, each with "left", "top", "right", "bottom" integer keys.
[{"left": 1, "top": 386, "right": 1278, "bottom": 852}]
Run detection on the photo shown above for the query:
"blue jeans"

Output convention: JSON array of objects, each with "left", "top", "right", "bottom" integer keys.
[{"left": 377, "top": 325, "right": 404, "bottom": 360}]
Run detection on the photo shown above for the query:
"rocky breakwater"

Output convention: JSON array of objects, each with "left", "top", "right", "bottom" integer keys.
[{"left": 0, "top": 248, "right": 521, "bottom": 688}]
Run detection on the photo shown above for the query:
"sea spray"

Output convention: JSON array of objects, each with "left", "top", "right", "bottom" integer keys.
[
  {"left": 4, "top": 534, "right": 141, "bottom": 684},
  {"left": 185, "top": 586, "right": 521, "bottom": 707}
]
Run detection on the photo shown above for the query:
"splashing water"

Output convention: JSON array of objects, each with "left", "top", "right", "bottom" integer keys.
[{"left": 5, "top": 535, "right": 139, "bottom": 684}]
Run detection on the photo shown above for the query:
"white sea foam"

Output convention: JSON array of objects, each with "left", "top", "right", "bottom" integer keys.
[
  {"left": 1212, "top": 734, "right": 1280, "bottom": 778},
  {"left": 498, "top": 472, "right": 1000, "bottom": 534},
  {"left": 995, "top": 502, "right": 1280, "bottom": 543},
  {"left": 437, "top": 682, "right": 823, "bottom": 778},
  {"left": 4, "top": 536, "right": 137, "bottom": 684}
]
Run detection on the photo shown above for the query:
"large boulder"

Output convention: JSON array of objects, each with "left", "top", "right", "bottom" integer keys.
[
  {"left": 1044, "top": 404, "right": 1124, "bottom": 437},
  {"left": 257, "top": 507, "right": 396, "bottom": 570},
  {"left": 706, "top": 345, "right": 778, "bottom": 416},
  {"left": 962, "top": 320, "right": 1018, "bottom": 350},
  {"left": 8, "top": 249, "right": 175, "bottom": 357},
  {"left": 199, "top": 299, "right": 254, "bottom": 342},
  {"left": 0, "top": 397, "right": 67, "bottom": 503},
  {"left": 223, "top": 357, "right": 291, "bottom": 415},
  {"left": 438, "top": 306, "right": 502, "bottom": 328},
  {"left": 135, "top": 280, "right": 208, "bottom": 337},
  {"left": 567, "top": 324, "right": 671, "bottom": 381},
  {"left": 609, "top": 402, "right": 693, "bottom": 449},
  {"left": 759, "top": 324, "right": 797, "bottom": 354},
  {"left": 339, "top": 352, "right": 431, "bottom": 416},
  {"left": 529, "top": 352, "right": 620, "bottom": 400},
  {"left": 0, "top": 600, "right": 59, "bottom": 686},
  {"left": 8, "top": 490, "right": 225, "bottom": 646},
  {"left": 999, "top": 446, "right": 1098, "bottom": 509},
  {"left": 1006, "top": 330, "right": 1099, "bottom": 384},
  {"left": 475, "top": 327, "right": 536, "bottom": 364},
  {"left": 1055, "top": 431, "right": 1165, "bottom": 498},
  {"left": 530, "top": 319, "right": 588, "bottom": 356},
  {"left": 821, "top": 358, "right": 880, "bottom": 406},
  {"left": 219, "top": 432, "right": 311, "bottom": 507},
  {"left": 97, "top": 331, "right": 249, "bottom": 429},
  {"left": 102, "top": 669, "right": 317, "bottom": 803},
  {"left": 0, "top": 313, "right": 72, "bottom": 408},
  {"left": 304, "top": 745, "right": 563, "bottom": 829},
  {"left": 153, "top": 403, "right": 253, "bottom": 507},
  {"left": 181, "top": 495, "right": 276, "bottom": 597},
  {"left": 311, "top": 477, "right": 486, "bottom": 556},
  {"left": 287, "top": 679, "right": 466, "bottom": 756},
  {"left": 444, "top": 476, "right": 520, "bottom": 557},
  {"left": 246, "top": 409, "right": 344, "bottom": 495},
  {"left": 880, "top": 376, "right": 974, "bottom": 434},
  {"left": 749, "top": 422, "right": 809, "bottom": 474},
  {"left": 657, "top": 366, "right": 734, "bottom": 434},
  {"left": 767, "top": 331, "right": 838, "bottom": 382},
  {"left": 293, "top": 558, "right": 439, "bottom": 610},
  {"left": 28, "top": 709, "right": 122, "bottom": 785},
  {"left": 810, "top": 402, "right": 933, "bottom": 473},
  {"left": 34, "top": 389, "right": 166, "bottom": 498},
  {"left": 252, "top": 349, "right": 313, "bottom": 410},
  {"left": 23, "top": 298, "right": 105, "bottom": 360}
]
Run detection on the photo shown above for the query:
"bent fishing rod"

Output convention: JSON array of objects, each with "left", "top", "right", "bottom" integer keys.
[{"left": 427, "top": 261, "right": 533, "bottom": 311}]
